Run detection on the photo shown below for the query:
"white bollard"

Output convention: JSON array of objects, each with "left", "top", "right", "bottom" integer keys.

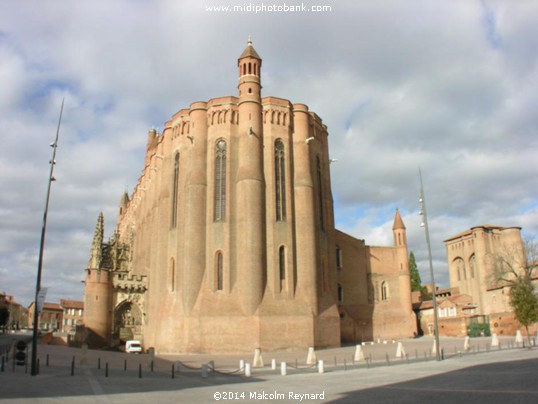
[
  {"left": 491, "top": 333, "right": 499, "bottom": 347},
  {"left": 396, "top": 342, "right": 406, "bottom": 358},
  {"left": 306, "top": 347, "right": 317, "bottom": 365},
  {"left": 239, "top": 359, "right": 245, "bottom": 371},
  {"left": 318, "top": 360, "right": 324, "bottom": 373},
  {"left": 432, "top": 339, "right": 438, "bottom": 355},
  {"left": 464, "top": 336, "right": 471, "bottom": 351},
  {"left": 271, "top": 359, "right": 276, "bottom": 370},
  {"left": 515, "top": 330, "right": 523, "bottom": 346},
  {"left": 245, "top": 363, "right": 251, "bottom": 377},
  {"left": 253, "top": 348, "right": 264, "bottom": 368},
  {"left": 354, "top": 345, "right": 365, "bottom": 362},
  {"left": 280, "top": 361, "right": 287, "bottom": 376}
]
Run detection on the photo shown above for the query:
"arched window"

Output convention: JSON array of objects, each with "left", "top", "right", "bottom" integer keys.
[
  {"left": 454, "top": 257, "right": 464, "bottom": 282},
  {"left": 214, "top": 140, "right": 226, "bottom": 221},
  {"left": 469, "top": 254, "right": 475, "bottom": 279},
  {"left": 275, "top": 140, "right": 286, "bottom": 221},
  {"left": 381, "top": 281, "right": 389, "bottom": 301},
  {"left": 216, "top": 251, "right": 223, "bottom": 291},
  {"left": 317, "top": 156, "right": 325, "bottom": 231},
  {"left": 171, "top": 153, "right": 180, "bottom": 228}
]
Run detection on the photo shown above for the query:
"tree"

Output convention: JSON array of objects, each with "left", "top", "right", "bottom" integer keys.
[
  {"left": 509, "top": 280, "right": 538, "bottom": 344},
  {"left": 492, "top": 236, "right": 538, "bottom": 348},
  {"left": 409, "top": 251, "right": 422, "bottom": 292}
]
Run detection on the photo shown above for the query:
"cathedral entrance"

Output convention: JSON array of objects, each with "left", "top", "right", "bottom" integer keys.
[{"left": 114, "top": 301, "right": 142, "bottom": 342}]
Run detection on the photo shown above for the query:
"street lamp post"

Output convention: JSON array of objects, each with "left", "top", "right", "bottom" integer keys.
[
  {"left": 31, "top": 99, "right": 64, "bottom": 376},
  {"left": 418, "top": 168, "right": 441, "bottom": 361}
]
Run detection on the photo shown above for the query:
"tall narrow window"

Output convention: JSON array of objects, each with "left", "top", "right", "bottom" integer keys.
[
  {"left": 214, "top": 140, "right": 227, "bottom": 221},
  {"left": 216, "top": 252, "right": 223, "bottom": 291},
  {"left": 275, "top": 140, "right": 286, "bottom": 221},
  {"left": 317, "top": 156, "right": 325, "bottom": 231},
  {"left": 381, "top": 281, "right": 388, "bottom": 301},
  {"left": 168, "top": 258, "right": 175, "bottom": 292},
  {"left": 336, "top": 246, "right": 343, "bottom": 269},
  {"left": 337, "top": 284, "right": 343, "bottom": 304},
  {"left": 279, "top": 246, "right": 286, "bottom": 282},
  {"left": 171, "top": 153, "right": 180, "bottom": 228}
]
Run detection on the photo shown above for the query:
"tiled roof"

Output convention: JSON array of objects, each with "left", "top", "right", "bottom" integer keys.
[
  {"left": 43, "top": 302, "right": 62, "bottom": 311},
  {"left": 60, "top": 299, "right": 84, "bottom": 309}
]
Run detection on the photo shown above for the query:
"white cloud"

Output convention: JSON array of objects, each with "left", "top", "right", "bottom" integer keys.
[{"left": 0, "top": 0, "right": 537, "bottom": 304}]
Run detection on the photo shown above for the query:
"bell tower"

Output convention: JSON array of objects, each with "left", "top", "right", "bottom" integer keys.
[{"left": 393, "top": 209, "right": 413, "bottom": 316}]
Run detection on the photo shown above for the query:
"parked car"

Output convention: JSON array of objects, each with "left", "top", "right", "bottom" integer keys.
[{"left": 125, "top": 340, "right": 143, "bottom": 353}]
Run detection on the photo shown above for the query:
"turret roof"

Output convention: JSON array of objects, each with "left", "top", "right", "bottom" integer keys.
[
  {"left": 239, "top": 37, "right": 261, "bottom": 60},
  {"left": 392, "top": 208, "right": 406, "bottom": 230}
]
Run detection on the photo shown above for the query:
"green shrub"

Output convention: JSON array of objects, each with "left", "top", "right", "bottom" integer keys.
[{"left": 467, "top": 322, "right": 491, "bottom": 337}]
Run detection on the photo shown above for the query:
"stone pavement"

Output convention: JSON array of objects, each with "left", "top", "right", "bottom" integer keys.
[{"left": 0, "top": 336, "right": 537, "bottom": 403}]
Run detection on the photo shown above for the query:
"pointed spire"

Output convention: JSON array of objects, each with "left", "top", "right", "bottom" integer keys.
[
  {"left": 93, "top": 212, "right": 104, "bottom": 245},
  {"left": 120, "top": 191, "right": 130, "bottom": 208},
  {"left": 392, "top": 208, "right": 406, "bottom": 230},
  {"left": 239, "top": 36, "right": 261, "bottom": 60},
  {"left": 89, "top": 213, "right": 104, "bottom": 268}
]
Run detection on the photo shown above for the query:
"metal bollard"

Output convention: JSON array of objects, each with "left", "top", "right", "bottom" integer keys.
[
  {"left": 105, "top": 363, "right": 109, "bottom": 378},
  {"left": 139, "top": 363, "right": 142, "bottom": 378}
]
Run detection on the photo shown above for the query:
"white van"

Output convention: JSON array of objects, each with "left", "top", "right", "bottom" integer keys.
[{"left": 125, "top": 340, "right": 143, "bottom": 354}]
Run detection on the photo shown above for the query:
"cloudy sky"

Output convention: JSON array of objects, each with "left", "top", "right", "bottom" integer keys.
[{"left": 1, "top": 0, "right": 537, "bottom": 307}]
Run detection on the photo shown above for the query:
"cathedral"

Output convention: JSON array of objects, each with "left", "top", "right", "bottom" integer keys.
[{"left": 83, "top": 40, "right": 417, "bottom": 353}]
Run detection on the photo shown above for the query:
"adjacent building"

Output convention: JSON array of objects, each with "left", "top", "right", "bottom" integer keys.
[
  {"left": 28, "top": 302, "right": 62, "bottom": 331},
  {"left": 60, "top": 299, "right": 84, "bottom": 333},
  {"left": 415, "top": 224, "right": 537, "bottom": 337}
]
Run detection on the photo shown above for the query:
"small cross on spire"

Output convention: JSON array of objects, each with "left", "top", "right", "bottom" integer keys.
[{"left": 247, "top": 35, "right": 252, "bottom": 45}]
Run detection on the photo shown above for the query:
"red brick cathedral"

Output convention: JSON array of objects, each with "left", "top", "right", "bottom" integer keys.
[{"left": 83, "top": 40, "right": 417, "bottom": 353}]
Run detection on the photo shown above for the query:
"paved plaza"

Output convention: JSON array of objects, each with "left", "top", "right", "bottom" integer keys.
[{"left": 0, "top": 335, "right": 537, "bottom": 403}]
